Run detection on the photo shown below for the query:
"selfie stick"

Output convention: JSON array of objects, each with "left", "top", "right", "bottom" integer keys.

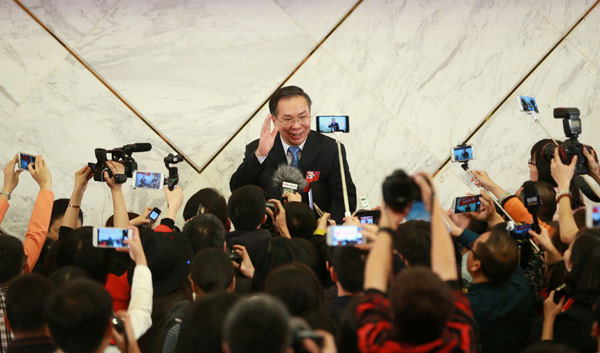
[
  {"left": 334, "top": 133, "right": 351, "bottom": 218},
  {"left": 527, "top": 111, "right": 559, "bottom": 146}
]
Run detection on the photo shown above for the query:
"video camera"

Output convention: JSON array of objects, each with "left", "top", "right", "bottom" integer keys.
[
  {"left": 382, "top": 170, "right": 421, "bottom": 211},
  {"left": 89, "top": 143, "right": 152, "bottom": 184},
  {"left": 542, "top": 108, "right": 595, "bottom": 175},
  {"left": 163, "top": 153, "right": 184, "bottom": 191}
]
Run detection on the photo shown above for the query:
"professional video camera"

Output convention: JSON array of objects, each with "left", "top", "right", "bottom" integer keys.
[
  {"left": 163, "top": 153, "right": 184, "bottom": 191},
  {"left": 382, "top": 170, "right": 421, "bottom": 211},
  {"left": 89, "top": 143, "right": 152, "bottom": 184},
  {"left": 542, "top": 108, "right": 594, "bottom": 175}
]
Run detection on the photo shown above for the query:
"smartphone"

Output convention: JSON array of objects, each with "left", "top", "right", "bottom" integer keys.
[
  {"left": 18, "top": 152, "right": 36, "bottom": 170},
  {"left": 450, "top": 145, "right": 475, "bottom": 163},
  {"left": 453, "top": 195, "right": 482, "bottom": 214},
  {"left": 355, "top": 209, "right": 381, "bottom": 225},
  {"left": 146, "top": 207, "right": 161, "bottom": 222},
  {"left": 587, "top": 205, "right": 600, "bottom": 228},
  {"left": 518, "top": 95, "right": 539, "bottom": 113},
  {"left": 405, "top": 201, "right": 431, "bottom": 222},
  {"left": 316, "top": 115, "right": 349, "bottom": 133},
  {"left": 133, "top": 171, "right": 164, "bottom": 190},
  {"left": 326, "top": 225, "right": 364, "bottom": 246},
  {"left": 510, "top": 223, "right": 533, "bottom": 241},
  {"left": 93, "top": 227, "right": 131, "bottom": 248}
]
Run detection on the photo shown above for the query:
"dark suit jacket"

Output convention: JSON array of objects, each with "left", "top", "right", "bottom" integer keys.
[{"left": 230, "top": 130, "right": 356, "bottom": 223}]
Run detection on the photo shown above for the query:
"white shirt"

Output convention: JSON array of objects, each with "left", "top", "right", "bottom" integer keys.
[{"left": 256, "top": 135, "right": 307, "bottom": 165}]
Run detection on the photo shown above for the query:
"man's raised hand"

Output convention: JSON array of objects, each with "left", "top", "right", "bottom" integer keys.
[{"left": 256, "top": 114, "right": 278, "bottom": 158}]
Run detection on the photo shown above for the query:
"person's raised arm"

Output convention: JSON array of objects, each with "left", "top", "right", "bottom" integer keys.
[
  {"left": 551, "top": 148, "right": 578, "bottom": 244},
  {"left": 164, "top": 185, "right": 183, "bottom": 222},
  {"left": 23, "top": 155, "right": 53, "bottom": 272},
  {"left": 471, "top": 170, "right": 507, "bottom": 200},
  {"left": 63, "top": 165, "right": 93, "bottom": 229},
  {"left": 105, "top": 161, "right": 129, "bottom": 228},
  {"left": 0, "top": 155, "right": 23, "bottom": 225},
  {"left": 267, "top": 199, "right": 291, "bottom": 238},
  {"left": 363, "top": 205, "right": 395, "bottom": 292},
  {"left": 583, "top": 147, "right": 600, "bottom": 183},
  {"left": 414, "top": 173, "right": 458, "bottom": 281}
]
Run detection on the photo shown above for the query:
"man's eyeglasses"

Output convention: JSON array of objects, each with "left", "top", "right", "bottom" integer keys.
[
  {"left": 278, "top": 116, "right": 310, "bottom": 127},
  {"left": 528, "top": 158, "right": 536, "bottom": 166}
]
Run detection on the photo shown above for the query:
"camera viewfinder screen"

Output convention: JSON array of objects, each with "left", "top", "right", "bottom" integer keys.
[
  {"left": 592, "top": 206, "right": 600, "bottom": 228},
  {"left": 329, "top": 226, "right": 363, "bottom": 246},
  {"left": 97, "top": 228, "right": 128, "bottom": 248},
  {"left": 19, "top": 154, "right": 35, "bottom": 170},
  {"left": 454, "top": 196, "right": 481, "bottom": 214},
  {"left": 519, "top": 96, "right": 539, "bottom": 113},
  {"left": 317, "top": 116, "right": 349, "bottom": 133},
  {"left": 453, "top": 146, "right": 474, "bottom": 162},
  {"left": 135, "top": 172, "right": 162, "bottom": 189}
]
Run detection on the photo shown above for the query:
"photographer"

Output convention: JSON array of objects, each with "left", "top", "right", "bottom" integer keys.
[
  {"left": 1, "top": 154, "right": 53, "bottom": 273},
  {"left": 356, "top": 173, "right": 478, "bottom": 353}
]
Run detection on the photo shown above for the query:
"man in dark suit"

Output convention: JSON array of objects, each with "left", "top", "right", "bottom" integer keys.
[
  {"left": 329, "top": 118, "right": 340, "bottom": 132},
  {"left": 230, "top": 86, "right": 356, "bottom": 223}
]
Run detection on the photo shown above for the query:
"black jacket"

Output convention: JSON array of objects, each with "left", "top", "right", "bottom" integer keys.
[{"left": 229, "top": 131, "right": 356, "bottom": 223}]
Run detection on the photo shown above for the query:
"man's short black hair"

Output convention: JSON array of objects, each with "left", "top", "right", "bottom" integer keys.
[
  {"left": 182, "top": 213, "right": 226, "bottom": 254},
  {"left": 268, "top": 86, "right": 312, "bottom": 117},
  {"left": 475, "top": 230, "right": 518, "bottom": 284},
  {"left": 390, "top": 267, "right": 453, "bottom": 344},
  {"left": 190, "top": 249, "right": 234, "bottom": 294},
  {"left": 183, "top": 188, "right": 229, "bottom": 224},
  {"left": 228, "top": 185, "right": 266, "bottom": 231},
  {"left": 284, "top": 202, "right": 317, "bottom": 238},
  {"left": 6, "top": 273, "right": 55, "bottom": 332},
  {"left": 51, "top": 198, "right": 84, "bottom": 227},
  {"left": 331, "top": 246, "right": 367, "bottom": 293},
  {"left": 0, "top": 234, "right": 25, "bottom": 284},
  {"left": 394, "top": 220, "right": 431, "bottom": 267},
  {"left": 224, "top": 294, "right": 292, "bottom": 353},
  {"left": 44, "top": 279, "right": 112, "bottom": 353},
  {"left": 178, "top": 292, "right": 238, "bottom": 353}
]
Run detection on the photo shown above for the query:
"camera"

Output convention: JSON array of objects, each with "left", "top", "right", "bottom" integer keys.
[
  {"left": 382, "top": 169, "right": 421, "bottom": 211},
  {"left": 90, "top": 143, "right": 152, "bottom": 184},
  {"left": 542, "top": 108, "right": 594, "bottom": 175},
  {"left": 164, "top": 153, "right": 184, "bottom": 191}
]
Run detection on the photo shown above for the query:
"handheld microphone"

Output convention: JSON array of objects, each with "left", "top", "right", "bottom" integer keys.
[
  {"left": 522, "top": 181, "right": 541, "bottom": 232},
  {"left": 122, "top": 143, "right": 152, "bottom": 153},
  {"left": 272, "top": 164, "right": 306, "bottom": 196}
]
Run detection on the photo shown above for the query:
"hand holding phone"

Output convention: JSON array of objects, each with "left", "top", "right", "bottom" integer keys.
[
  {"left": 326, "top": 225, "right": 364, "bottom": 246},
  {"left": 453, "top": 195, "right": 481, "bottom": 214},
  {"left": 147, "top": 207, "right": 161, "bottom": 223},
  {"left": 18, "top": 152, "right": 36, "bottom": 170},
  {"left": 355, "top": 209, "right": 381, "bottom": 224}
]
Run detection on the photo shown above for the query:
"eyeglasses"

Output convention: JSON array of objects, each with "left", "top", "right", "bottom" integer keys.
[
  {"left": 528, "top": 158, "right": 536, "bottom": 166},
  {"left": 278, "top": 115, "right": 310, "bottom": 127},
  {"left": 464, "top": 241, "right": 480, "bottom": 260}
]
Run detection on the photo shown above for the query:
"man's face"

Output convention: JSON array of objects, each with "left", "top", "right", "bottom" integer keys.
[
  {"left": 272, "top": 95, "right": 311, "bottom": 146},
  {"left": 466, "top": 232, "right": 490, "bottom": 275}
]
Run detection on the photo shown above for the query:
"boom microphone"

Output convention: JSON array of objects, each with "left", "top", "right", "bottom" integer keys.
[
  {"left": 122, "top": 143, "right": 152, "bottom": 153},
  {"left": 272, "top": 164, "right": 306, "bottom": 196}
]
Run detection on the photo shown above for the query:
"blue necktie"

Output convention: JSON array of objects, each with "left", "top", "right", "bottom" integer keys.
[{"left": 288, "top": 146, "right": 301, "bottom": 168}]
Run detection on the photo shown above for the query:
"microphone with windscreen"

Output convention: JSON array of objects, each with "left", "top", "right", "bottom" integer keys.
[
  {"left": 272, "top": 164, "right": 306, "bottom": 196},
  {"left": 522, "top": 181, "right": 541, "bottom": 233}
]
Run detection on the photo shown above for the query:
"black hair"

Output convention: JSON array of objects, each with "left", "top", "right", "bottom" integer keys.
[
  {"left": 331, "top": 246, "right": 367, "bottom": 293},
  {"left": 49, "top": 266, "right": 88, "bottom": 287},
  {"left": 565, "top": 229, "right": 600, "bottom": 304},
  {"left": 183, "top": 188, "right": 229, "bottom": 225},
  {"left": 0, "top": 234, "right": 25, "bottom": 284},
  {"left": 252, "top": 237, "right": 312, "bottom": 291},
  {"left": 228, "top": 185, "right": 266, "bottom": 231},
  {"left": 51, "top": 198, "right": 84, "bottom": 228},
  {"left": 336, "top": 295, "right": 362, "bottom": 353},
  {"left": 223, "top": 294, "right": 292, "bottom": 353},
  {"left": 44, "top": 279, "right": 112, "bottom": 353},
  {"left": 518, "top": 180, "right": 557, "bottom": 223},
  {"left": 390, "top": 267, "right": 453, "bottom": 344},
  {"left": 393, "top": 220, "right": 431, "bottom": 267},
  {"left": 284, "top": 202, "right": 317, "bottom": 239},
  {"left": 268, "top": 86, "right": 312, "bottom": 116},
  {"left": 182, "top": 213, "right": 226, "bottom": 254},
  {"left": 177, "top": 292, "right": 239, "bottom": 353},
  {"left": 265, "top": 263, "right": 336, "bottom": 332},
  {"left": 475, "top": 230, "right": 518, "bottom": 284},
  {"left": 6, "top": 273, "right": 55, "bottom": 332},
  {"left": 382, "top": 169, "right": 421, "bottom": 212},
  {"left": 190, "top": 249, "right": 235, "bottom": 294}
]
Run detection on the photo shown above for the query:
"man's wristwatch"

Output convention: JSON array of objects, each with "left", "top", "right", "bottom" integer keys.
[{"left": 0, "top": 190, "right": 11, "bottom": 200}]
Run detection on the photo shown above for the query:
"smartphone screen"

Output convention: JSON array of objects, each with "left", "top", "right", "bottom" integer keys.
[
  {"left": 326, "top": 226, "right": 363, "bottom": 246},
  {"left": 355, "top": 210, "right": 381, "bottom": 225},
  {"left": 518, "top": 96, "right": 539, "bottom": 113},
  {"left": 588, "top": 205, "right": 600, "bottom": 228},
  {"left": 451, "top": 145, "right": 474, "bottom": 162},
  {"left": 94, "top": 227, "right": 129, "bottom": 248},
  {"left": 134, "top": 172, "right": 163, "bottom": 189},
  {"left": 316, "top": 116, "right": 349, "bottom": 133},
  {"left": 405, "top": 201, "right": 431, "bottom": 222},
  {"left": 511, "top": 224, "right": 533, "bottom": 241},
  {"left": 453, "top": 195, "right": 481, "bottom": 214},
  {"left": 147, "top": 208, "right": 161, "bottom": 222},
  {"left": 18, "top": 153, "right": 36, "bottom": 170}
]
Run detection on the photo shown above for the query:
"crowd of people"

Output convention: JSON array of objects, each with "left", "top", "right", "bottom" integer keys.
[{"left": 1, "top": 88, "right": 600, "bottom": 353}]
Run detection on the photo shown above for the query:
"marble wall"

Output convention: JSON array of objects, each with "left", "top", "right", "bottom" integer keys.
[{"left": 1, "top": 0, "right": 599, "bottom": 236}]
